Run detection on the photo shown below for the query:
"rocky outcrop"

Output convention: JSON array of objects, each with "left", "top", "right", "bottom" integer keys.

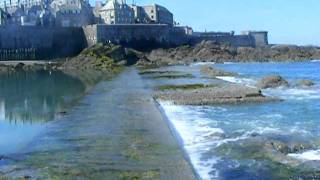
[
  {"left": 0, "top": 62, "right": 59, "bottom": 74},
  {"left": 256, "top": 75, "right": 289, "bottom": 89},
  {"left": 140, "top": 41, "right": 320, "bottom": 66},
  {"left": 62, "top": 43, "right": 141, "bottom": 72},
  {"left": 200, "top": 65, "right": 238, "bottom": 77},
  {"left": 296, "top": 79, "right": 315, "bottom": 87},
  {"left": 155, "top": 84, "right": 278, "bottom": 105}
]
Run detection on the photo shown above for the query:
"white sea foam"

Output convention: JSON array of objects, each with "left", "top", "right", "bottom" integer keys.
[
  {"left": 159, "top": 101, "right": 224, "bottom": 179},
  {"left": 217, "top": 74, "right": 320, "bottom": 101},
  {"left": 216, "top": 76, "right": 257, "bottom": 87},
  {"left": 158, "top": 101, "right": 290, "bottom": 178},
  {"left": 288, "top": 150, "right": 320, "bottom": 161},
  {"left": 190, "top": 62, "right": 216, "bottom": 66},
  {"left": 263, "top": 87, "right": 320, "bottom": 100},
  {"left": 311, "top": 60, "right": 320, "bottom": 63},
  {"left": 224, "top": 62, "right": 237, "bottom": 64}
]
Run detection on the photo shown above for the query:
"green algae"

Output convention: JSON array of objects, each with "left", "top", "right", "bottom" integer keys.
[
  {"left": 63, "top": 43, "right": 126, "bottom": 73},
  {"left": 138, "top": 68, "right": 195, "bottom": 79},
  {"left": 155, "top": 84, "right": 217, "bottom": 91},
  {"left": 151, "top": 73, "right": 195, "bottom": 79},
  {"left": 119, "top": 170, "right": 160, "bottom": 180},
  {"left": 14, "top": 126, "right": 179, "bottom": 179},
  {"left": 80, "top": 43, "right": 122, "bottom": 58},
  {"left": 93, "top": 55, "right": 125, "bottom": 73},
  {"left": 138, "top": 70, "right": 181, "bottom": 75}
]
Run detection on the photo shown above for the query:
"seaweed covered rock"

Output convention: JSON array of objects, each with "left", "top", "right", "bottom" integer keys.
[
  {"left": 256, "top": 75, "right": 289, "bottom": 89},
  {"left": 200, "top": 65, "right": 238, "bottom": 77},
  {"left": 80, "top": 43, "right": 126, "bottom": 63},
  {"left": 62, "top": 43, "right": 137, "bottom": 72}
]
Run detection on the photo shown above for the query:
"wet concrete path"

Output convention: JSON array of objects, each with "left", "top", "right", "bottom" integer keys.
[{"left": 1, "top": 68, "right": 195, "bottom": 179}]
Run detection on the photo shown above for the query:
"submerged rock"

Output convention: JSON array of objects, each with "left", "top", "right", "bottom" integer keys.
[
  {"left": 200, "top": 65, "right": 238, "bottom": 77},
  {"left": 256, "top": 75, "right": 289, "bottom": 89},
  {"left": 297, "top": 79, "right": 315, "bottom": 87},
  {"left": 215, "top": 134, "right": 317, "bottom": 169}
]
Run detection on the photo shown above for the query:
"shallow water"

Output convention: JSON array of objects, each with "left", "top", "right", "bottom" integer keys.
[
  {"left": 0, "top": 70, "right": 86, "bottom": 155},
  {"left": 158, "top": 62, "right": 320, "bottom": 179},
  {"left": 0, "top": 68, "right": 195, "bottom": 179}
]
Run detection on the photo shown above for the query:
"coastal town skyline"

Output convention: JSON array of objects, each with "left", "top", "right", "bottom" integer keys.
[{"left": 96, "top": 0, "right": 319, "bottom": 46}]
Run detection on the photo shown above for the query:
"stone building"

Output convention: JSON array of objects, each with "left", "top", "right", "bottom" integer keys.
[
  {"left": 0, "top": 0, "right": 46, "bottom": 10},
  {"left": 96, "top": 1, "right": 173, "bottom": 26},
  {"left": 0, "top": 0, "right": 93, "bottom": 27},
  {"left": 98, "top": 0, "right": 134, "bottom": 24},
  {"left": 141, "top": 4, "right": 173, "bottom": 26},
  {"left": 20, "top": 4, "right": 54, "bottom": 26},
  {"left": 0, "top": 8, "right": 7, "bottom": 25},
  {"left": 0, "top": 0, "right": 53, "bottom": 26},
  {"left": 50, "top": 0, "right": 94, "bottom": 27}
]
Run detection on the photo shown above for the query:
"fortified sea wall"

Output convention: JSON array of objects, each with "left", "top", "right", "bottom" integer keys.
[
  {"left": 0, "top": 25, "right": 268, "bottom": 60},
  {"left": 0, "top": 26, "right": 86, "bottom": 60},
  {"left": 83, "top": 24, "right": 172, "bottom": 49},
  {"left": 83, "top": 24, "right": 268, "bottom": 49}
]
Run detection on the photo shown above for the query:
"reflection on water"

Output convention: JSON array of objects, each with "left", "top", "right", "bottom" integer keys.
[
  {"left": 0, "top": 70, "right": 87, "bottom": 154},
  {"left": 0, "top": 70, "right": 86, "bottom": 124}
]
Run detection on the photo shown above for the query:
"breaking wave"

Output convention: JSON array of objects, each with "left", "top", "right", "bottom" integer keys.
[
  {"left": 158, "top": 101, "right": 225, "bottom": 179},
  {"left": 158, "top": 101, "right": 289, "bottom": 179},
  {"left": 288, "top": 150, "right": 320, "bottom": 161},
  {"left": 216, "top": 76, "right": 257, "bottom": 87},
  {"left": 216, "top": 76, "right": 320, "bottom": 100},
  {"left": 263, "top": 87, "right": 320, "bottom": 100}
]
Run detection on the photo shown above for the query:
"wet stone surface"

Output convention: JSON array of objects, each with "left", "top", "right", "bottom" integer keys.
[{"left": 0, "top": 68, "right": 195, "bottom": 179}]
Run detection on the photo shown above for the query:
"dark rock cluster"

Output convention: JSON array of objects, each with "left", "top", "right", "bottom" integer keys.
[
  {"left": 139, "top": 41, "right": 320, "bottom": 66},
  {"left": 256, "top": 75, "right": 289, "bottom": 89}
]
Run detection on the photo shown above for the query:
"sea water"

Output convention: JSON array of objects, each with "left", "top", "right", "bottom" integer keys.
[
  {"left": 0, "top": 70, "right": 87, "bottom": 155},
  {"left": 159, "top": 61, "right": 320, "bottom": 179}
]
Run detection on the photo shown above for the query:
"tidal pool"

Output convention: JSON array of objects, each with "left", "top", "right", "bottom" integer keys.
[{"left": 0, "top": 70, "right": 87, "bottom": 155}]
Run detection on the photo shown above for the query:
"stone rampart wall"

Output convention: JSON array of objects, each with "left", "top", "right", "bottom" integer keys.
[
  {"left": 0, "top": 26, "right": 86, "bottom": 60},
  {"left": 0, "top": 24, "right": 268, "bottom": 60},
  {"left": 95, "top": 24, "right": 172, "bottom": 49}
]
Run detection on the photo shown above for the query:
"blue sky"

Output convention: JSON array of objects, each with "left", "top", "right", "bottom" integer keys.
[{"left": 93, "top": 0, "right": 320, "bottom": 45}]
